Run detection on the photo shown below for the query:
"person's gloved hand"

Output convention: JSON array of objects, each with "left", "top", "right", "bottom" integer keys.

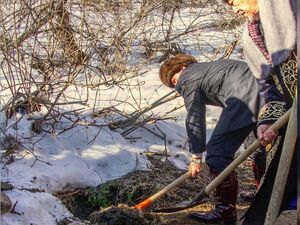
[{"left": 257, "top": 124, "right": 278, "bottom": 146}]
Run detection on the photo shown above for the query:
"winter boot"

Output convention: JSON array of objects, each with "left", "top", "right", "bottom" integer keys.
[
  {"left": 190, "top": 170, "right": 238, "bottom": 225},
  {"left": 240, "top": 150, "right": 266, "bottom": 202}
]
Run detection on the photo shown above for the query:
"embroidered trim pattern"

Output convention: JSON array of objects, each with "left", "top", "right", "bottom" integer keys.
[
  {"left": 279, "top": 57, "right": 297, "bottom": 98},
  {"left": 258, "top": 101, "right": 286, "bottom": 123},
  {"left": 259, "top": 136, "right": 282, "bottom": 189},
  {"left": 247, "top": 21, "right": 272, "bottom": 65},
  {"left": 270, "top": 73, "right": 284, "bottom": 95}
]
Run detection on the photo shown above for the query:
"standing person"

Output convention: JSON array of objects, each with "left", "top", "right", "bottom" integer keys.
[
  {"left": 218, "top": 0, "right": 297, "bottom": 224},
  {"left": 159, "top": 54, "right": 264, "bottom": 225}
]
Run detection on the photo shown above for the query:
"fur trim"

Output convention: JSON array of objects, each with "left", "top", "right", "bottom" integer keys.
[{"left": 242, "top": 0, "right": 296, "bottom": 78}]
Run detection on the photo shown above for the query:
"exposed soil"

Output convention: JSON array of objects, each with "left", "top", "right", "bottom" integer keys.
[{"left": 57, "top": 155, "right": 296, "bottom": 225}]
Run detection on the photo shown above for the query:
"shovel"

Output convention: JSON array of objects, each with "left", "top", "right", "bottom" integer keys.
[
  {"left": 134, "top": 109, "right": 290, "bottom": 212},
  {"left": 134, "top": 171, "right": 191, "bottom": 210},
  {"left": 154, "top": 108, "right": 291, "bottom": 213}
]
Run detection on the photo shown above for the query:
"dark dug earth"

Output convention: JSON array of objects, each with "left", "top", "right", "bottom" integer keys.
[{"left": 58, "top": 156, "right": 296, "bottom": 225}]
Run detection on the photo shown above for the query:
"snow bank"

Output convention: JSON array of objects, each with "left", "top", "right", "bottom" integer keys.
[{"left": 1, "top": 114, "right": 151, "bottom": 225}]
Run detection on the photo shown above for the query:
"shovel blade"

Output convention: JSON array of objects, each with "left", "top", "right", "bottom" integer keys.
[{"left": 153, "top": 190, "right": 208, "bottom": 213}]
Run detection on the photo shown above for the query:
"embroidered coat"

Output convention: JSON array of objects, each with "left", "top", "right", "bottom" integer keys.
[
  {"left": 241, "top": 0, "right": 297, "bottom": 224},
  {"left": 175, "top": 59, "right": 260, "bottom": 154},
  {"left": 242, "top": 0, "right": 297, "bottom": 126}
]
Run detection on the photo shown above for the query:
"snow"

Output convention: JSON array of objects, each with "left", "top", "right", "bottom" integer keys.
[
  {"left": 0, "top": 66, "right": 222, "bottom": 223},
  {"left": 1, "top": 103, "right": 222, "bottom": 225},
  {"left": 2, "top": 190, "right": 71, "bottom": 225},
  {"left": 0, "top": 91, "right": 222, "bottom": 224},
  {"left": 1, "top": 116, "right": 146, "bottom": 224}
]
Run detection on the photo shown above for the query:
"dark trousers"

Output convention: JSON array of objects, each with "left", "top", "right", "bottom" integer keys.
[{"left": 206, "top": 123, "right": 265, "bottom": 171}]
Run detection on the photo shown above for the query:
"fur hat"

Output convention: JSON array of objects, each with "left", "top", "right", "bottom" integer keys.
[{"left": 159, "top": 54, "right": 197, "bottom": 88}]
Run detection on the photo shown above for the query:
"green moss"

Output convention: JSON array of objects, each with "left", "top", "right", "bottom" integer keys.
[{"left": 87, "top": 181, "right": 118, "bottom": 208}]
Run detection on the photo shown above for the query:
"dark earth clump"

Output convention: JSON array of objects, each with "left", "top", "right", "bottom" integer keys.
[{"left": 89, "top": 205, "right": 159, "bottom": 225}]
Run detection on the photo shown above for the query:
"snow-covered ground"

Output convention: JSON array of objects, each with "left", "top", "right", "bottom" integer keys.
[
  {"left": 0, "top": 109, "right": 221, "bottom": 225},
  {"left": 0, "top": 68, "right": 222, "bottom": 225}
]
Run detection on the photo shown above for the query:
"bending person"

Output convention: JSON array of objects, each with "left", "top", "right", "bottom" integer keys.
[{"left": 159, "top": 54, "right": 264, "bottom": 225}]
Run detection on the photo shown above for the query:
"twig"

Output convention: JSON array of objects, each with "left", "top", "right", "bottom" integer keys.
[{"left": 10, "top": 200, "right": 21, "bottom": 216}]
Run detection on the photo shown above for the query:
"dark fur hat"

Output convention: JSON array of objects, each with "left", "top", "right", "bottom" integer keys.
[{"left": 159, "top": 54, "right": 197, "bottom": 88}]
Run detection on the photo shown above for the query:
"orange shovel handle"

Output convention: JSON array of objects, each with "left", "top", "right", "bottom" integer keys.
[
  {"left": 134, "top": 198, "right": 153, "bottom": 210},
  {"left": 134, "top": 171, "right": 190, "bottom": 210}
]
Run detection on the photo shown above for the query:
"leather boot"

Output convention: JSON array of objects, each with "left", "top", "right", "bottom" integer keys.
[
  {"left": 252, "top": 160, "right": 266, "bottom": 188},
  {"left": 240, "top": 154, "right": 266, "bottom": 202},
  {"left": 190, "top": 170, "right": 238, "bottom": 225}
]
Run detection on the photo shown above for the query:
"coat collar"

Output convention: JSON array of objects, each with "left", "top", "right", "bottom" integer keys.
[
  {"left": 242, "top": 0, "right": 296, "bottom": 78},
  {"left": 175, "top": 63, "right": 197, "bottom": 93}
]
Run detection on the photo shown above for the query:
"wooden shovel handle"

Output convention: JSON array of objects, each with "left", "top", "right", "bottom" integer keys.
[
  {"left": 134, "top": 171, "right": 190, "bottom": 209},
  {"left": 205, "top": 108, "right": 291, "bottom": 195},
  {"left": 135, "top": 108, "right": 291, "bottom": 210},
  {"left": 265, "top": 97, "right": 297, "bottom": 225}
]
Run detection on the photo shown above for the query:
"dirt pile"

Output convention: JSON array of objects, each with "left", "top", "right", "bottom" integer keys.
[
  {"left": 57, "top": 157, "right": 259, "bottom": 225},
  {"left": 89, "top": 205, "right": 159, "bottom": 225}
]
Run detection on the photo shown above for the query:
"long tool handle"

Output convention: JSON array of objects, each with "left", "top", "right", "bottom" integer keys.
[
  {"left": 204, "top": 108, "right": 291, "bottom": 195},
  {"left": 134, "top": 171, "right": 190, "bottom": 210},
  {"left": 264, "top": 97, "right": 297, "bottom": 225},
  {"left": 154, "top": 109, "right": 292, "bottom": 213}
]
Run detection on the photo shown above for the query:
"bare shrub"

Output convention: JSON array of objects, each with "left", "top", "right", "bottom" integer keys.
[{"left": 0, "top": 0, "right": 241, "bottom": 146}]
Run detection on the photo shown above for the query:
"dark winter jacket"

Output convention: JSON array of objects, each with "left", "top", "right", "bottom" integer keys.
[{"left": 175, "top": 59, "right": 260, "bottom": 154}]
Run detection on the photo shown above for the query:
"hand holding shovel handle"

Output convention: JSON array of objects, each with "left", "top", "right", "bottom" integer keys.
[
  {"left": 135, "top": 108, "right": 291, "bottom": 211},
  {"left": 177, "top": 108, "right": 291, "bottom": 212}
]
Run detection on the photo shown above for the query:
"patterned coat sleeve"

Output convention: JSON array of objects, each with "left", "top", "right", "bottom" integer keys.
[
  {"left": 258, "top": 52, "right": 297, "bottom": 126},
  {"left": 257, "top": 74, "right": 287, "bottom": 126}
]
